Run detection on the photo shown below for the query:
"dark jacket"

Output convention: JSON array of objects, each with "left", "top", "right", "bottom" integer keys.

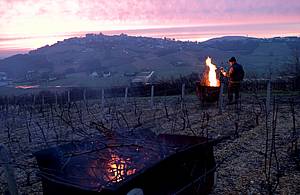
[{"left": 228, "top": 63, "right": 244, "bottom": 83}]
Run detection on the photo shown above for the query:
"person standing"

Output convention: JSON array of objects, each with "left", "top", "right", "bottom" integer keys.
[{"left": 220, "top": 57, "right": 245, "bottom": 104}]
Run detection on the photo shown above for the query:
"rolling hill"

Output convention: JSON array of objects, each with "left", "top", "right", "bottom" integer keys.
[{"left": 0, "top": 34, "right": 299, "bottom": 83}]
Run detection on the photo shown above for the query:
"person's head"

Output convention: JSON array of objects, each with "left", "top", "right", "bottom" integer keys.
[{"left": 228, "top": 57, "right": 237, "bottom": 65}]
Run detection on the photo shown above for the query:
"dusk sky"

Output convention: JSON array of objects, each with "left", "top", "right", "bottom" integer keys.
[{"left": 0, "top": 0, "right": 300, "bottom": 58}]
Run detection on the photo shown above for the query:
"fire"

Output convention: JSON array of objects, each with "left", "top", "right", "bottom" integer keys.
[
  {"left": 106, "top": 154, "right": 136, "bottom": 183},
  {"left": 205, "top": 57, "right": 220, "bottom": 87}
]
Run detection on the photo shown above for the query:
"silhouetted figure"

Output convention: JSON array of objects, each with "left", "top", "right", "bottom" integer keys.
[{"left": 220, "top": 57, "right": 245, "bottom": 104}]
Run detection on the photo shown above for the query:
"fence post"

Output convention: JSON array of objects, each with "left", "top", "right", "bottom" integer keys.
[
  {"left": 124, "top": 87, "right": 128, "bottom": 104},
  {"left": 67, "top": 90, "right": 71, "bottom": 103},
  {"left": 213, "top": 172, "right": 217, "bottom": 187},
  {"left": 14, "top": 96, "right": 16, "bottom": 106},
  {"left": 151, "top": 85, "right": 154, "bottom": 108},
  {"left": 181, "top": 83, "right": 186, "bottom": 109},
  {"left": 181, "top": 83, "right": 185, "bottom": 100},
  {"left": 218, "top": 83, "right": 224, "bottom": 114},
  {"left": 266, "top": 80, "right": 271, "bottom": 113},
  {"left": 0, "top": 145, "right": 18, "bottom": 195},
  {"left": 83, "top": 89, "right": 86, "bottom": 103},
  {"left": 55, "top": 92, "right": 58, "bottom": 106},
  {"left": 42, "top": 95, "right": 45, "bottom": 106},
  {"left": 101, "top": 89, "right": 105, "bottom": 107},
  {"left": 33, "top": 94, "right": 36, "bottom": 105}
]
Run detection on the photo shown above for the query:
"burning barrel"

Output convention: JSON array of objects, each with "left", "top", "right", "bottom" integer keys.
[
  {"left": 196, "top": 81, "right": 220, "bottom": 103},
  {"left": 196, "top": 57, "right": 221, "bottom": 103},
  {"left": 34, "top": 129, "right": 216, "bottom": 195}
]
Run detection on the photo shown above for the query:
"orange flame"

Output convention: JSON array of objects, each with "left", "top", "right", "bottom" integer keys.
[
  {"left": 106, "top": 154, "right": 136, "bottom": 183},
  {"left": 205, "top": 57, "right": 220, "bottom": 87}
]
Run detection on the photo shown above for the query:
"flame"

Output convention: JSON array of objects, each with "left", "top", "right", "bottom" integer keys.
[
  {"left": 106, "top": 154, "right": 136, "bottom": 183},
  {"left": 205, "top": 57, "right": 220, "bottom": 87}
]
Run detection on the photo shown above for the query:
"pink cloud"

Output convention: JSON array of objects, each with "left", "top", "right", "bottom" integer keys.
[
  {"left": 0, "top": 0, "right": 299, "bottom": 57},
  {"left": 1, "top": 0, "right": 300, "bottom": 28}
]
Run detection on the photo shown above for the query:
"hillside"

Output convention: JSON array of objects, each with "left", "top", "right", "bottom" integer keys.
[{"left": 0, "top": 34, "right": 299, "bottom": 83}]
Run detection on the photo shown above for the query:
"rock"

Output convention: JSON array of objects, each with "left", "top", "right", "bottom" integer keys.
[{"left": 127, "top": 188, "right": 144, "bottom": 195}]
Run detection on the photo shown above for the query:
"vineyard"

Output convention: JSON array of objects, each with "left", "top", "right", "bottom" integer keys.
[{"left": 0, "top": 80, "right": 299, "bottom": 194}]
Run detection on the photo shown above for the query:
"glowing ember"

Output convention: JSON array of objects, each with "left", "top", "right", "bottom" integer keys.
[
  {"left": 205, "top": 57, "right": 220, "bottom": 87},
  {"left": 106, "top": 154, "right": 136, "bottom": 183}
]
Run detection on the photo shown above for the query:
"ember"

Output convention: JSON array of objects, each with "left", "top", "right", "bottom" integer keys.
[{"left": 106, "top": 154, "right": 136, "bottom": 183}]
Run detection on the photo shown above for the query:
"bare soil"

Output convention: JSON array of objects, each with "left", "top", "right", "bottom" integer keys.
[{"left": 0, "top": 92, "right": 299, "bottom": 194}]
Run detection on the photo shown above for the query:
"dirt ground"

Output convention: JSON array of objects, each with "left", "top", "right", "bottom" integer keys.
[{"left": 0, "top": 91, "right": 299, "bottom": 194}]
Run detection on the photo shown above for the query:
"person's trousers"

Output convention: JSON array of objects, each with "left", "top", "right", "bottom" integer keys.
[{"left": 228, "top": 82, "right": 241, "bottom": 103}]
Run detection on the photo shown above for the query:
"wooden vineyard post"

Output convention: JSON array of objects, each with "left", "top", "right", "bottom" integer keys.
[
  {"left": 42, "top": 95, "right": 45, "bottom": 106},
  {"left": 218, "top": 83, "right": 224, "bottom": 114},
  {"left": 181, "top": 83, "right": 185, "bottom": 100},
  {"left": 124, "top": 87, "right": 128, "bottom": 104},
  {"left": 150, "top": 85, "right": 154, "bottom": 108},
  {"left": 266, "top": 80, "right": 271, "bottom": 113},
  {"left": 181, "top": 83, "right": 185, "bottom": 109},
  {"left": 101, "top": 89, "right": 105, "bottom": 107},
  {"left": 55, "top": 91, "right": 58, "bottom": 106},
  {"left": 0, "top": 145, "right": 18, "bottom": 195},
  {"left": 83, "top": 89, "right": 87, "bottom": 103},
  {"left": 67, "top": 90, "right": 71, "bottom": 103}
]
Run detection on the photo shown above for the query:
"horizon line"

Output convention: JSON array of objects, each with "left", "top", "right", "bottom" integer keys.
[{"left": 0, "top": 32, "right": 299, "bottom": 59}]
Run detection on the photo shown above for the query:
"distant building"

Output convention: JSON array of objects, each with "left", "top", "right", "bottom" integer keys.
[
  {"left": 0, "top": 72, "right": 7, "bottom": 81},
  {"left": 120, "top": 33, "right": 128, "bottom": 37},
  {"left": 273, "top": 37, "right": 282, "bottom": 40},
  {"left": 0, "top": 72, "right": 11, "bottom": 86},
  {"left": 103, "top": 71, "right": 111, "bottom": 78},
  {"left": 85, "top": 33, "right": 104, "bottom": 42},
  {"left": 90, "top": 71, "right": 99, "bottom": 78},
  {"left": 124, "top": 72, "right": 137, "bottom": 77},
  {"left": 286, "top": 36, "right": 298, "bottom": 39},
  {"left": 26, "top": 70, "right": 36, "bottom": 81},
  {"left": 131, "top": 71, "right": 155, "bottom": 85},
  {"left": 48, "top": 76, "right": 57, "bottom": 81},
  {"left": 86, "top": 33, "right": 95, "bottom": 38}
]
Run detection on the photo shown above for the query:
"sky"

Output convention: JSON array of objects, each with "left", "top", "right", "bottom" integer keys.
[{"left": 0, "top": 0, "right": 300, "bottom": 58}]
